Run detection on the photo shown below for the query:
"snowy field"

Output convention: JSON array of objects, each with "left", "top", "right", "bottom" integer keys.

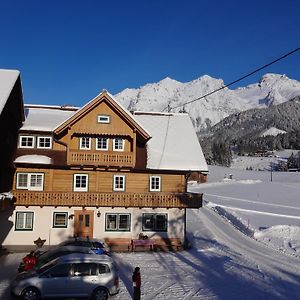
[
  {"left": 0, "top": 164, "right": 300, "bottom": 299},
  {"left": 190, "top": 164, "right": 300, "bottom": 256},
  {"left": 230, "top": 150, "right": 299, "bottom": 171}
]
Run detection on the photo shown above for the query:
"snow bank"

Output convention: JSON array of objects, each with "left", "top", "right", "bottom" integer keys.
[
  {"left": 206, "top": 202, "right": 255, "bottom": 237},
  {"left": 254, "top": 225, "right": 300, "bottom": 256}
]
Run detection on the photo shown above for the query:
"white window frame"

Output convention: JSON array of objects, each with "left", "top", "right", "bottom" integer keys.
[
  {"left": 150, "top": 176, "right": 161, "bottom": 192},
  {"left": 113, "top": 138, "right": 124, "bottom": 151},
  {"left": 15, "top": 211, "right": 34, "bottom": 231},
  {"left": 113, "top": 175, "right": 126, "bottom": 191},
  {"left": 73, "top": 174, "right": 89, "bottom": 192},
  {"left": 105, "top": 213, "right": 131, "bottom": 231},
  {"left": 16, "top": 173, "right": 44, "bottom": 191},
  {"left": 79, "top": 137, "right": 91, "bottom": 150},
  {"left": 96, "top": 137, "right": 109, "bottom": 151},
  {"left": 19, "top": 135, "right": 35, "bottom": 148},
  {"left": 97, "top": 115, "right": 111, "bottom": 124},
  {"left": 37, "top": 136, "right": 53, "bottom": 149}
]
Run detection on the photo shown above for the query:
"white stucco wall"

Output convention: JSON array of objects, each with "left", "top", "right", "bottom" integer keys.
[{"left": 0, "top": 206, "right": 185, "bottom": 248}]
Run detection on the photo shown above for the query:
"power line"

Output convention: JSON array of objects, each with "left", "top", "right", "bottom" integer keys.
[{"left": 163, "top": 46, "right": 300, "bottom": 112}]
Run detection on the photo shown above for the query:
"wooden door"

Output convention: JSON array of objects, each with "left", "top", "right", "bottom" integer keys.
[{"left": 74, "top": 210, "right": 94, "bottom": 238}]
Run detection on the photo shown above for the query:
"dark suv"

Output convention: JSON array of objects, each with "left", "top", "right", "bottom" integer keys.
[{"left": 59, "top": 237, "right": 110, "bottom": 255}]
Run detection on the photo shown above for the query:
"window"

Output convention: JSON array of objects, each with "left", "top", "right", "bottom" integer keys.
[
  {"left": 73, "top": 174, "right": 88, "bottom": 192},
  {"left": 113, "top": 175, "right": 125, "bottom": 191},
  {"left": 15, "top": 212, "right": 34, "bottom": 231},
  {"left": 105, "top": 213, "right": 131, "bottom": 231},
  {"left": 79, "top": 137, "right": 91, "bottom": 150},
  {"left": 142, "top": 213, "right": 167, "bottom": 231},
  {"left": 37, "top": 136, "right": 52, "bottom": 149},
  {"left": 53, "top": 212, "right": 68, "bottom": 228},
  {"left": 97, "top": 115, "right": 110, "bottom": 124},
  {"left": 113, "top": 138, "right": 124, "bottom": 151},
  {"left": 73, "top": 263, "right": 97, "bottom": 276},
  {"left": 98, "top": 264, "right": 110, "bottom": 274},
  {"left": 19, "top": 135, "right": 35, "bottom": 148},
  {"left": 16, "top": 173, "right": 44, "bottom": 191},
  {"left": 96, "top": 137, "right": 109, "bottom": 150},
  {"left": 47, "top": 264, "right": 71, "bottom": 278},
  {"left": 150, "top": 176, "right": 161, "bottom": 192}
]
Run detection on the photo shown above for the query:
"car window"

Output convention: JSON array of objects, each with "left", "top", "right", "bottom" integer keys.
[
  {"left": 73, "top": 263, "right": 97, "bottom": 276},
  {"left": 93, "top": 242, "right": 104, "bottom": 248},
  {"left": 47, "top": 264, "right": 71, "bottom": 277},
  {"left": 98, "top": 264, "right": 110, "bottom": 274},
  {"left": 40, "top": 250, "right": 66, "bottom": 264},
  {"left": 38, "top": 260, "right": 57, "bottom": 274}
]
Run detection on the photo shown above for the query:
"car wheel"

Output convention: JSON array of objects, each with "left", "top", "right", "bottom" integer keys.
[
  {"left": 21, "top": 287, "right": 40, "bottom": 300},
  {"left": 92, "top": 287, "right": 109, "bottom": 300}
]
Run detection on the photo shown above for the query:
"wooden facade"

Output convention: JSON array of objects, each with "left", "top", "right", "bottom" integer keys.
[{"left": 2, "top": 90, "right": 206, "bottom": 250}]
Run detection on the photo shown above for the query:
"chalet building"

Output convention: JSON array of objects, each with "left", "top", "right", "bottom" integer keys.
[
  {"left": 0, "top": 69, "right": 24, "bottom": 211},
  {"left": 1, "top": 91, "right": 208, "bottom": 251}
]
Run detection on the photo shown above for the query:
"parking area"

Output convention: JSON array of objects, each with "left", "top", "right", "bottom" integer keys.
[
  {"left": 0, "top": 249, "right": 211, "bottom": 300},
  {"left": 0, "top": 252, "right": 195, "bottom": 300}
]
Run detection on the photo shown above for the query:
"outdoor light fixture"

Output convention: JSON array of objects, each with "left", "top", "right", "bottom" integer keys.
[{"left": 97, "top": 211, "right": 101, "bottom": 217}]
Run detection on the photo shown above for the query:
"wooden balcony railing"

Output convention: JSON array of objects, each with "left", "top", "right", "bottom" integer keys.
[
  {"left": 13, "top": 191, "right": 203, "bottom": 208},
  {"left": 67, "top": 150, "right": 134, "bottom": 167}
]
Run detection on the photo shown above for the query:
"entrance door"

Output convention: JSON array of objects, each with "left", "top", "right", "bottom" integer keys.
[{"left": 74, "top": 210, "right": 94, "bottom": 238}]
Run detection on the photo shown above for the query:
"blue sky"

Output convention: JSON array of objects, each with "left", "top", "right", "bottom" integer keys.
[{"left": 1, "top": 0, "right": 300, "bottom": 106}]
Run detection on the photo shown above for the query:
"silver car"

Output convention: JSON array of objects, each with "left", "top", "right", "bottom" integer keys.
[{"left": 11, "top": 253, "right": 120, "bottom": 300}]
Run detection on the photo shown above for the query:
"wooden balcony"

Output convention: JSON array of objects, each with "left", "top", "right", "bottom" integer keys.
[
  {"left": 67, "top": 150, "right": 134, "bottom": 167},
  {"left": 13, "top": 191, "right": 203, "bottom": 209}
]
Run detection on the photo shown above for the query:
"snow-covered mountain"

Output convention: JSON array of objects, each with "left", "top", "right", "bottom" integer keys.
[{"left": 114, "top": 73, "right": 300, "bottom": 132}]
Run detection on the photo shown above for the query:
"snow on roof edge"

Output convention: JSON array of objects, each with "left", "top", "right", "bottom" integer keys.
[
  {"left": 25, "top": 104, "right": 79, "bottom": 111},
  {"left": 15, "top": 155, "right": 53, "bottom": 165}
]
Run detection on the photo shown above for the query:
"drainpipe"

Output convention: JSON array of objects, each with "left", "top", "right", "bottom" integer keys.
[
  {"left": 184, "top": 171, "right": 192, "bottom": 193},
  {"left": 184, "top": 208, "right": 187, "bottom": 249}
]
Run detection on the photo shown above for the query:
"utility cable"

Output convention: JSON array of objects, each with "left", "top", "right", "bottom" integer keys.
[{"left": 162, "top": 47, "right": 300, "bottom": 112}]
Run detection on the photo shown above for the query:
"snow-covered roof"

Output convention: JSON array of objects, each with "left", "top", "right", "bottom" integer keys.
[
  {"left": 0, "top": 69, "right": 20, "bottom": 114},
  {"left": 20, "top": 104, "right": 208, "bottom": 172},
  {"left": 15, "top": 155, "right": 53, "bottom": 165},
  {"left": 134, "top": 112, "right": 208, "bottom": 172},
  {"left": 21, "top": 105, "right": 76, "bottom": 132}
]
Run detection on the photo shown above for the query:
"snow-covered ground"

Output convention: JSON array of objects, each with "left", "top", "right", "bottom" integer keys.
[
  {"left": 190, "top": 164, "right": 300, "bottom": 256},
  {"left": 231, "top": 150, "right": 299, "bottom": 171},
  {"left": 0, "top": 164, "right": 300, "bottom": 299}
]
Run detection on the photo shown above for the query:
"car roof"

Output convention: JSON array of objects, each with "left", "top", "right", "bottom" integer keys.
[
  {"left": 55, "top": 253, "right": 113, "bottom": 264},
  {"left": 45, "top": 245, "right": 94, "bottom": 254},
  {"left": 60, "top": 237, "right": 105, "bottom": 244}
]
